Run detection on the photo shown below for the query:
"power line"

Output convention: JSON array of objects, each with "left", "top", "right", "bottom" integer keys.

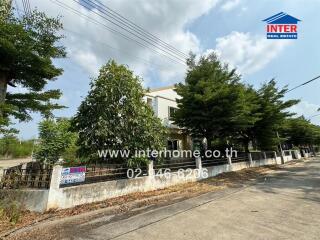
[
  {"left": 309, "top": 113, "right": 320, "bottom": 120},
  {"left": 63, "top": 27, "right": 178, "bottom": 70},
  {"left": 26, "top": 0, "right": 31, "bottom": 13},
  {"left": 14, "top": 0, "right": 21, "bottom": 18},
  {"left": 83, "top": 0, "right": 188, "bottom": 59},
  {"left": 72, "top": 0, "right": 186, "bottom": 63},
  {"left": 14, "top": 3, "right": 175, "bottom": 70},
  {"left": 21, "top": 0, "right": 31, "bottom": 15},
  {"left": 21, "top": 0, "right": 27, "bottom": 15},
  {"left": 286, "top": 75, "right": 320, "bottom": 93},
  {"left": 82, "top": 0, "right": 188, "bottom": 59},
  {"left": 50, "top": 0, "right": 186, "bottom": 66}
]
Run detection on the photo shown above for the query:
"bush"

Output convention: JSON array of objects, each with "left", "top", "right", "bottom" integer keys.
[
  {"left": 34, "top": 118, "right": 78, "bottom": 164},
  {"left": 0, "top": 135, "right": 34, "bottom": 159},
  {"left": 0, "top": 191, "right": 23, "bottom": 224}
]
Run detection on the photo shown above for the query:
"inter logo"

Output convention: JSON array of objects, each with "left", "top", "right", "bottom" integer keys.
[{"left": 263, "top": 12, "right": 301, "bottom": 39}]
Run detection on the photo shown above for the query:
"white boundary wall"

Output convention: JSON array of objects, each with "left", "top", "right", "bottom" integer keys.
[
  {"left": 9, "top": 151, "right": 301, "bottom": 212},
  {"left": 45, "top": 151, "right": 297, "bottom": 211}
]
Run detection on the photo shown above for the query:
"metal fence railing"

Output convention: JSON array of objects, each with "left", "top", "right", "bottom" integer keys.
[
  {"left": 265, "top": 151, "right": 275, "bottom": 159},
  {"left": 75, "top": 164, "right": 149, "bottom": 186},
  {"left": 251, "top": 152, "right": 265, "bottom": 161},
  {"left": 0, "top": 165, "right": 52, "bottom": 189},
  {"left": 201, "top": 157, "right": 229, "bottom": 167},
  {"left": 153, "top": 158, "right": 196, "bottom": 172},
  {"left": 283, "top": 150, "right": 292, "bottom": 156},
  {"left": 0, "top": 148, "right": 305, "bottom": 190},
  {"left": 231, "top": 152, "right": 249, "bottom": 163}
]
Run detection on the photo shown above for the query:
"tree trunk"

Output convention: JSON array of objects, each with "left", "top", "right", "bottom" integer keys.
[
  {"left": 206, "top": 136, "right": 213, "bottom": 151},
  {"left": 0, "top": 73, "right": 8, "bottom": 117},
  {"left": 244, "top": 138, "right": 250, "bottom": 153}
]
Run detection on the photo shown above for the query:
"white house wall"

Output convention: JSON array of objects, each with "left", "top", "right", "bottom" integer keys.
[
  {"left": 144, "top": 88, "right": 179, "bottom": 125},
  {"left": 155, "top": 97, "right": 177, "bottom": 122},
  {"left": 147, "top": 88, "right": 180, "bottom": 100}
]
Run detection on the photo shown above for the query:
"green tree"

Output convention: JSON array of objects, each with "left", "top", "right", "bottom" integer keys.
[
  {"left": 34, "top": 118, "right": 77, "bottom": 164},
  {"left": 0, "top": 3, "right": 66, "bottom": 133},
  {"left": 173, "top": 53, "right": 259, "bottom": 150},
  {"left": 281, "top": 117, "right": 320, "bottom": 147},
  {"left": 235, "top": 86, "right": 262, "bottom": 152},
  {"left": 72, "top": 60, "right": 167, "bottom": 165},
  {"left": 252, "top": 80, "right": 299, "bottom": 150}
]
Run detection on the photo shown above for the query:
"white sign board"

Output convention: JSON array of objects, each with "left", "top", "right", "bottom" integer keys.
[{"left": 60, "top": 166, "right": 86, "bottom": 185}]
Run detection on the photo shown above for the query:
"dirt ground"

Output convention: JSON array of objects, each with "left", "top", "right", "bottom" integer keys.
[{"left": 0, "top": 164, "right": 284, "bottom": 240}]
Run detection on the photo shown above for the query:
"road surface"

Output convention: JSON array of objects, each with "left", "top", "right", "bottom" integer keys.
[
  {"left": 73, "top": 158, "right": 320, "bottom": 240},
  {"left": 0, "top": 157, "right": 32, "bottom": 169}
]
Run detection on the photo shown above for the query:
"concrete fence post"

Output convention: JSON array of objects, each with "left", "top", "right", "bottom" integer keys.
[
  {"left": 273, "top": 151, "right": 278, "bottom": 164},
  {"left": 147, "top": 160, "right": 154, "bottom": 177},
  {"left": 248, "top": 153, "right": 253, "bottom": 166},
  {"left": 21, "top": 163, "right": 28, "bottom": 170},
  {"left": 0, "top": 168, "right": 4, "bottom": 182},
  {"left": 46, "top": 165, "right": 62, "bottom": 210},
  {"left": 273, "top": 151, "right": 277, "bottom": 159},
  {"left": 196, "top": 157, "right": 202, "bottom": 170},
  {"left": 263, "top": 152, "right": 267, "bottom": 160},
  {"left": 296, "top": 150, "right": 302, "bottom": 159}
]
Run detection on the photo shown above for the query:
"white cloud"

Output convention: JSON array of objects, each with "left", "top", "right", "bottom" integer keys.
[
  {"left": 241, "top": 6, "right": 248, "bottom": 12},
  {"left": 290, "top": 101, "right": 320, "bottom": 125},
  {"left": 29, "top": 0, "right": 219, "bottom": 84},
  {"left": 210, "top": 31, "right": 291, "bottom": 75},
  {"left": 220, "top": 0, "right": 241, "bottom": 11}
]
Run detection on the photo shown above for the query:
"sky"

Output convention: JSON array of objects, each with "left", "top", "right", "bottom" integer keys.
[{"left": 11, "top": 0, "right": 320, "bottom": 139}]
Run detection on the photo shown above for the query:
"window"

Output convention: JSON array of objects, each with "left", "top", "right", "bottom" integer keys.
[
  {"left": 147, "top": 98, "right": 153, "bottom": 107},
  {"left": 168, "top": 107, "right": 178, "bottom": 120},
  {"left": 167, "top": 140, "right": 179, "bottom": 150}
]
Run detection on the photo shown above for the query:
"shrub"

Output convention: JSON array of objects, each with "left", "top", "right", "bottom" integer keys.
[{"left": 0, "top": 191, "right": 23, "bottom": 224}]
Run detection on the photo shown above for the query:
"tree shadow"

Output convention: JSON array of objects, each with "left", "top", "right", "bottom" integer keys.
[{"left": 253, "top": 159, "right": 320, "bottom": 204}]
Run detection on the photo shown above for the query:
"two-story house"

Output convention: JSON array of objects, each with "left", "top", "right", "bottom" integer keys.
[{"left": 144, "top": 86, "right": 193, "bottom": 152}]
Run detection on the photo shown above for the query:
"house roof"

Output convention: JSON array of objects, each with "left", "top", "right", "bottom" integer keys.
[
  {"left": 263, "top": 12, "right": 301, "bottom": 24},
  {"left": 148, "top": 85, "right": 175, "bottom": 93}
]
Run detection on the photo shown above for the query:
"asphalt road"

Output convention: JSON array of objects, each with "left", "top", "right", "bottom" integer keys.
[{"left": 76, "top": 158, "right": 320, "bottom": 240}]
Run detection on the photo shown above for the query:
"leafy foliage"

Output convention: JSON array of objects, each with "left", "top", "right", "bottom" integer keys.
[
  {"left": 72, "top": 60, "right": 167, "bottom": 164},
  {"left": 281, "top": 117, "right": 320, "bottom": 147},
  {"left": 0, "top": 3, "right": 66, "bottom": 133},
  {"left": 252, "top": 80, "right": 299, "bottom": 150},
  {"left": 173, "top": 53, "right": 260, "bottom": 150},
  {"left": 0, "top": 134, "right": 34, "bottom": 158},
  {"left": 173, "top": 53, "right": 300, "bottom": 151},
  {"left": 34, "top": 118, "right": 77, "bottom": 164}
]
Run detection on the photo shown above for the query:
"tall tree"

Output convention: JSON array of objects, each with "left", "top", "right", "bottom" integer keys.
[
  {"left": 236, "top": 86, "right": 262, "bottom": 152},
  {"left": 0, "top": 2, "right": 66, "bottom": 133},
  {"left": 173, "top": 53, "right": 259, "bottom": 150},
  {"left": 72, "top": 60, "right": 167, "bottom": 164},
  {"left": 252, "top": 80, "right": 299, "bottom": 150}
]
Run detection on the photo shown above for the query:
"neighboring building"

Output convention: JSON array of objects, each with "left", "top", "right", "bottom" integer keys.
[{"left": 144, "top": 86, "right": 193, "bottom": 152}]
